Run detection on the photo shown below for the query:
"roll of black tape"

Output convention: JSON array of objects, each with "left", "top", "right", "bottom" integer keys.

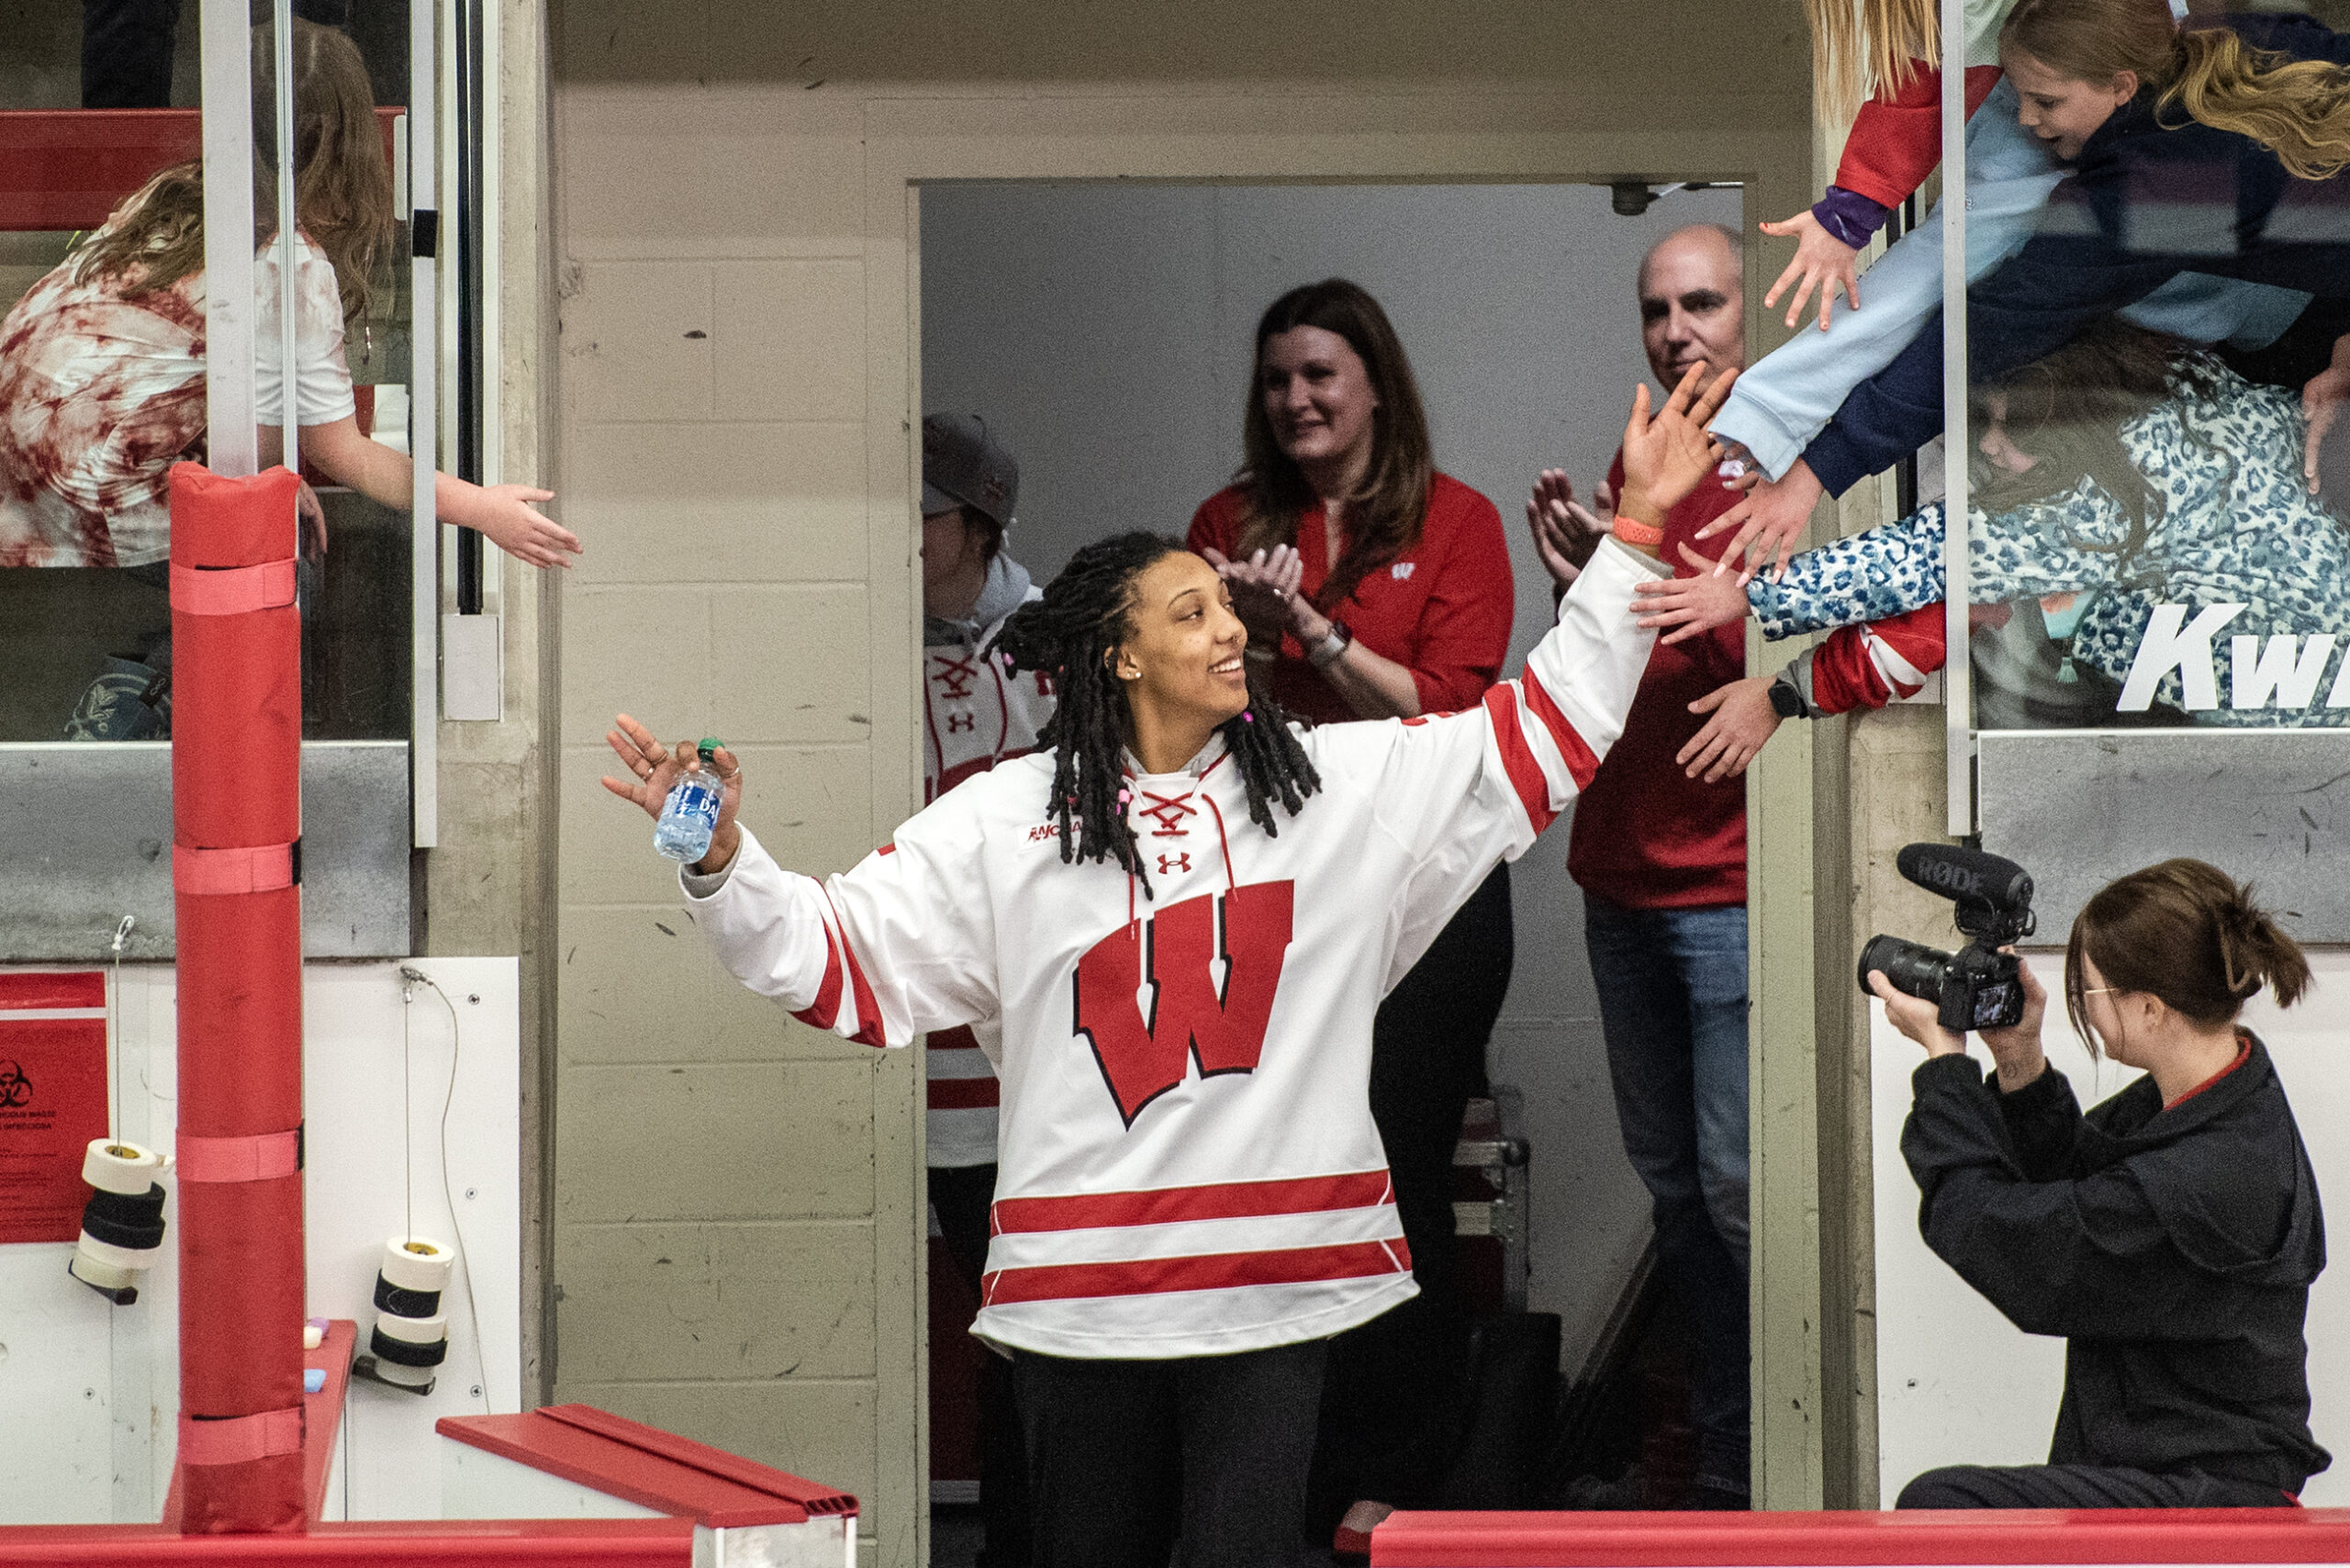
[
  {"left": 370, "top": 1326, "right": 449, "bottom": 1368},
  {"left": 373, "top": 1271, "right": 442, "bottom": 1319}
]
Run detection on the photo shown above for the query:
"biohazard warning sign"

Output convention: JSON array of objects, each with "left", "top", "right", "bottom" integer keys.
[{"left": 0, "top": 972, "right": 109, "bottom": 1244}]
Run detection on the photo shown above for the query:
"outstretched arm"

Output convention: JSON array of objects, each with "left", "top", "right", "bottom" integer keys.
[{"left": 602, "top": 714, "right": 999, "bottom": 1046}]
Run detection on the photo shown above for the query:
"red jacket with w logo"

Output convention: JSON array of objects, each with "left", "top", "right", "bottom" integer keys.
[{"left": 690, "top": 540, "right": 1664, "bottom": 1360}]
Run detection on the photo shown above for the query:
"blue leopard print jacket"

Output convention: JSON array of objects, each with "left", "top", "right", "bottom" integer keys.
[{"left": 1749, "top": 366, "right": 2350, "bottom": 724}]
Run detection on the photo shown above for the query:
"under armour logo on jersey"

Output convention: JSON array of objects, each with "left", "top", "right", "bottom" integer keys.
[
  {"left": 933, "top": 655, "right": 979, "bottom": 701},
  {"left": 946, "top": 712, "right": 976, "bottom": 733},
  {"left": 1392, "top": 561, "right": 1416, "bottom": 579},
  {"left": 1136, "top": 791, "right": 1198, "bottom": 838},
  {"left": 1072, "top": 881, "right": 1295, "bottom": 1125},
  {"left": 1157, "top": 853, "right": 1191, "bottom": 876}
]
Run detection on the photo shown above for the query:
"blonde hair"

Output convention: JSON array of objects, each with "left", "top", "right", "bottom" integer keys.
[
  {"left": 1805, "top": 0, "right": 1941, "bottom": 129},
  {"left": 73, "top": 18, "right": 393, "bottom": 325},
  {"left": 2002, "top": 0, "right": 2350, "bottom": 181}
]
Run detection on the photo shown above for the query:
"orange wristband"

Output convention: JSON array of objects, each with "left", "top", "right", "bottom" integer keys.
[{"left": 1611, "top": 517, "right": 1664, "bottom": 547}]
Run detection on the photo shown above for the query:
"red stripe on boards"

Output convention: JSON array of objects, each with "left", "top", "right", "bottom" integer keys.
[
  {"left": 929, "top": 1076, "right": 1000, "bottom": 1110},
  {"left": 929, "top": 1025, "right": 979, "bottom": 1052},
  {"left": 981, "top": 1238, "right": 1408, "bottom": 1307},
  {"left": 1518, "top": 668, "right": 1601, "bottom": 791},
  {"left": 0, "top": 971, "right": 105, "bottom": 1010},
  {"left": 1481, "top": 685, "right": 1558, "bottom": 835},
  {"left": 991, "top": 1170, "right": 1394, "bottom": 1237}
]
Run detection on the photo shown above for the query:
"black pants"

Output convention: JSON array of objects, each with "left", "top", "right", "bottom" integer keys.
[
  {"left": 1311, "top": 864, "right": 1514, "bottom": 1524},
  {"left": 1014, "top": 1340, "right": 1326, "bottom": 1568},
  {"left": 929, "top": 1162, "right": 1032, "bottom": 1568},
  {"left": 1898, "top": 1464, "right": 2298, "bottom": 1509},
  {"left": 82, "top": 0, "right": 181, "bottom": 108}
]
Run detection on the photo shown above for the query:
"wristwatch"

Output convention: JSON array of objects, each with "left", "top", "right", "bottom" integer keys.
[
  {"left": 1307, "top": 619, "right": 1353, "bottom": 669},
  {"left": 1767, "top": 671, "right": 1810, "bottom": 720}
]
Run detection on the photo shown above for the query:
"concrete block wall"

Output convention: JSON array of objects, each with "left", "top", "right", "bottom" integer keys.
[{"left": 545, "top": 0, "right": 1815, "bottom": 1548}]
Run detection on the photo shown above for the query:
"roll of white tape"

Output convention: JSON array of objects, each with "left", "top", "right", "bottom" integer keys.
[
  {"left": 74, "top": 1232, "right": 163, "bottom": 1271},
  {"left": 373, "top": 1309, "right": 448, "bottom": 1347},
  {"left": 82, "top": 1139, "right": 164, "bottom": 1196},
  {"left": 380, "top": 1236, "right": 453, "bottom": 1293},
  {"left": 369, "top": 1357, "right": 436, "bottom": 1390},
  {"left": 67, "top": 1252, "right": 138, "bottom": 1292}
]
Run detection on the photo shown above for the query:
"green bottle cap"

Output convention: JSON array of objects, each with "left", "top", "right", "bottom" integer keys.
[{"left": 697, "top": 737, "right": 724, "bottom": 760}]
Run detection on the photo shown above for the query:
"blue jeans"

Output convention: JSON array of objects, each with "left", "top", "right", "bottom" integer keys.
[{"left": 1584, "top": 897, "right": 1751, "bottom": 1497}]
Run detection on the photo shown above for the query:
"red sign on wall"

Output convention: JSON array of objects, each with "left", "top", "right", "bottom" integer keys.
[{"left": 0, "top": 971, "right": 110, "bottom": 1245}]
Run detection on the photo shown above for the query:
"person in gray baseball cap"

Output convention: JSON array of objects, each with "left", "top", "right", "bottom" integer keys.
[
  {"left": 920, "top": 409, "right": 1045, "bottom": 1568},
  {"left": 922, "top": 412, "right": 1025, "bottom": 631}
]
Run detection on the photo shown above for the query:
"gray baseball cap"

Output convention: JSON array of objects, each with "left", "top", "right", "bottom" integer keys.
[{"left": 922, "top": 413, "right": 1019, "bottom": 527}]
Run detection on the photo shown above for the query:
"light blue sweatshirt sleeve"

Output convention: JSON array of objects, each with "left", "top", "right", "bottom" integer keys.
[{"left": 1712, "top": 79, "right": 2311, "bottom": 480}]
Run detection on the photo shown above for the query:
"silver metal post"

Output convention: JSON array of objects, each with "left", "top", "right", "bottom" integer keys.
[
  {"left": 274, "top": 0, "right": 298, "bottom": 482},
  {"left": 1942, "top": 0, "right": 1973, "bottom": 836},
  {"left": 200, "top": 0, "right": 257, "bottom": 478},
  {"left": 410, "top": 0, "right": 440, "bottom": 846}
]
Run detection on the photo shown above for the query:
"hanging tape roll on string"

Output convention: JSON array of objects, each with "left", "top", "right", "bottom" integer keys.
[
  {"left": 355, "top": 1235, "right": 453, "bottom": 1394},
  {"left": 69, "top": 1138, "right": 167, "bottom": 1305}
]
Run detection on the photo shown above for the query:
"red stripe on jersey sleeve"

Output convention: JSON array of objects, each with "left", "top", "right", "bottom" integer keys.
[
  {"left": 979, "top": 1238, "right": 1408, "bottom": 1307},
  {"left": 821, "top": 889, "right": 889, "bottom": 1048},
  {"left": 990, "top": 1170, "right": 1396, "bottom": 1237},
  {"left": 1481, "top": 685, "right": 1559, "bottom": 836},
  {"left": 1518, "top": 667, "right": 1600, "bottom": 791},
  {"left": 929, "top": 1076, "right": 1002, "bottom": 1110},
  {"left": 789, "top": 916, "right": 846, "bottom": 1033}
]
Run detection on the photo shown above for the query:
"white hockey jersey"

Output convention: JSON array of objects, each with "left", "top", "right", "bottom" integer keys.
[
  {"left": 692, "top": 538, "right": 1664, "bottom": 1360},
  {"left": 921, "top": 571, "right": 1054, "bottom": 1169}
]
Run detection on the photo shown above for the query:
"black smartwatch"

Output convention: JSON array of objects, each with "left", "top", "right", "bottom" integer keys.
[
  {"left": 1307, "top": 619, "right": 1353, "bottom": 669},
  {"left": 1766, "top": 672, "right": 1809, "bottom": 720}
]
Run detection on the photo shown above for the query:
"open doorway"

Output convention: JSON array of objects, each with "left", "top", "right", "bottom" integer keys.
[{"left": 914, "top": 175, "right": 1746, "bottom": 1555}]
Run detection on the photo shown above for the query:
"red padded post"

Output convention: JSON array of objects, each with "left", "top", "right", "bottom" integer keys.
[{"left": 167, "top": 462, "right": 307, "bottom": 1534}]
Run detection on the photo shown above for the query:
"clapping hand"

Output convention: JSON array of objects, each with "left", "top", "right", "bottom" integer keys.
[
  {"left": 1617, "top": 363, "right": 1740, "bottom": 529},
  {"left": 601, "top": 713, "right": 745, "bottom": 871},
  {"left": 1202, "top": 543, "right": 1308, "bottom": 644},
  {"left": 1525, "top": 470, "right": 1610, "bottom": 589}
]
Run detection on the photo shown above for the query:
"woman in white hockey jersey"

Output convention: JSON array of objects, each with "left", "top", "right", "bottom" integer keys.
[{"left": 601, "top": 364, "right": 1736, "bottom": 1568}]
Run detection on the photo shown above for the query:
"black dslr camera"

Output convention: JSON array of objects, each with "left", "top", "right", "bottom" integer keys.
[{"left": 1857, "top": 843, "right": 2037, "bottom": 1033}]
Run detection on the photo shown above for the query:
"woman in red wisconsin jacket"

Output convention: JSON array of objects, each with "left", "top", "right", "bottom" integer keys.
[{"left": 1187, "top": 278, "right": 1516, "bottom": 1556}]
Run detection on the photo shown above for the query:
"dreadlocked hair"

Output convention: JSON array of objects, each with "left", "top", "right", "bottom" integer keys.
[{"left": 993, "top": 531, "right": 1322, "bottom": 899}]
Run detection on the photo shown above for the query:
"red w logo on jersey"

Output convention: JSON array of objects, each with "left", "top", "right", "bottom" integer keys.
[{"left": 1071, "top": 880, "right": 1294, "bottom": 1126}]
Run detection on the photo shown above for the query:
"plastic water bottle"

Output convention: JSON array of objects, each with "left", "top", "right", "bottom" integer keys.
[{"left": 654, "top": 738, "right": 725, "bottom": 862}]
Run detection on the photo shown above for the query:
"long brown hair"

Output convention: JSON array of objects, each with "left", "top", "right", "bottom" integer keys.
[
  {"left": 1968, "top": 320, "right": 2230, "bottom": 589},
  {"left": 1234, "top": 280, "right": 1435, "bottom": 613},
  {"left": 2001, "top": 0, "right": 2350, "bottom": 180},
  {"left": 1804, "top": 0, "right": 1942, "bottom": 129},
  {"left": 73, "top": 18, "right": 393, "bottom": 327},
  {"left": 2065, "top": 858, "right": 2311, "bottom": 1050}
]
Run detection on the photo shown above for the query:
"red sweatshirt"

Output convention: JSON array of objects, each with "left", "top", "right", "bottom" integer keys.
[
  {"left": 1835, "top": 62, "right": 2004, "bottom": 209},
  {"left": 1186, "top": 473, "right": 1514, "bottom": 726},
  {"left": 1564, "top": 454, "right": 1748, "bottom": 910}
]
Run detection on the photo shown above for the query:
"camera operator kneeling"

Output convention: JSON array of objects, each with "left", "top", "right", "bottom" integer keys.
[{"left": 1870, "top": 857, "right": 2328, "bottom": 1510}]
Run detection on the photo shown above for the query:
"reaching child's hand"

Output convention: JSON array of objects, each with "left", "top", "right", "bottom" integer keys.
[
  {"left": 1617, "top": 364, "right": 1740, "bottom": 529},
  {"left": 1677, "top": 676, "right": 1782, "bottom": 782},
  {"left": 1632, "top": 543, "right": 1753, "bottom": 644},
  {"left": 1759, "top": 209, "right": 1862, "bottom": 333},
  {"left": 474, "top": 485, "right": 583, "bottom": 569},
  {"left": 1694, "top": 458, "right": 1821, "bottom": 582}
]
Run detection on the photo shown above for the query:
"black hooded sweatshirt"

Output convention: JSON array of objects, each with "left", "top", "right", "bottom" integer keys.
[{"left": 1902, "top": 1034, "right": 2329, "bottom": 1493}]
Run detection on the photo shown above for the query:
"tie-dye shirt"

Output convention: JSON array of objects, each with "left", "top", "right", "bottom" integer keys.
[{"left": 0, "top": 230, "right": 355, "bottom": 569}]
